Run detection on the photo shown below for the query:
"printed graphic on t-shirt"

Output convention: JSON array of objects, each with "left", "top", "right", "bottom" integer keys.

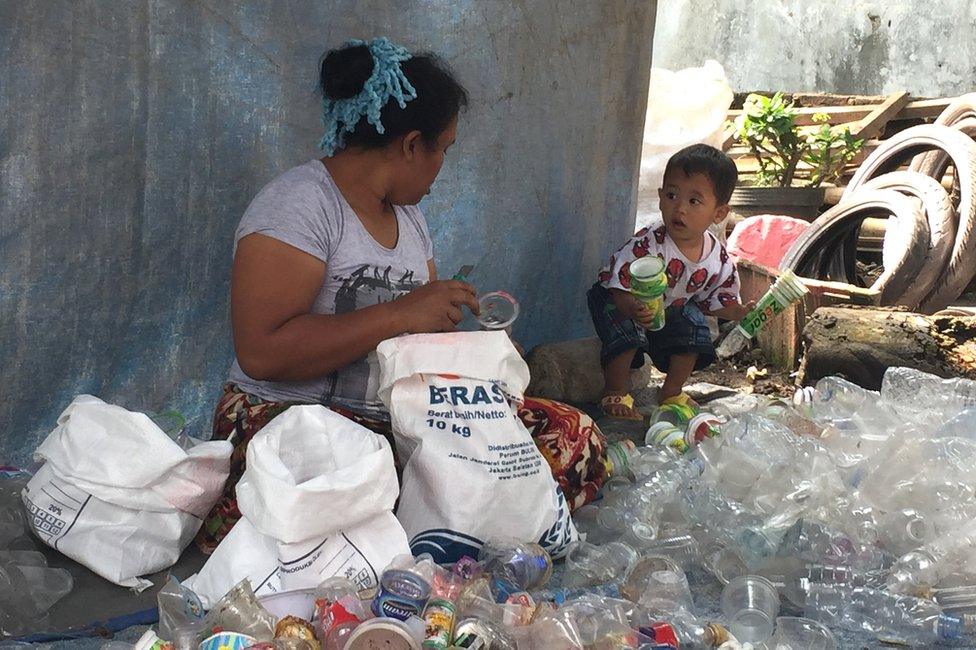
[
  {"left": 597, "top": 223, "right": 741, "bottom": 313},
  {"left": 329, "top": 264, "right": 425, "bottom": 410},
  {"left": 334, "top": 264, "right": 425, "bottom": 315}
]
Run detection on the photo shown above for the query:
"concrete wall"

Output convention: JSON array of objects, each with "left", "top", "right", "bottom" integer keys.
[
  {"left": 654, "top": 0, "right": 976, "bottom": 96},
  {"left": 1, "top": 1, "right": 656, "bottom": 461}
]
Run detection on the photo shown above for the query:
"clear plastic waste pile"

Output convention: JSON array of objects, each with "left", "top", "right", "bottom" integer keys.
[{"left": 11, "top": 367, "right": 976, "bottom": 649}]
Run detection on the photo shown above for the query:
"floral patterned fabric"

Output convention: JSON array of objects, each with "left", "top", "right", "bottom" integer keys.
[
  {"left": 517, "top": 397, "right": 610, "bottom": 511},
  {"left": 197, "top": 384, "right": 607, "bottom": 553}
]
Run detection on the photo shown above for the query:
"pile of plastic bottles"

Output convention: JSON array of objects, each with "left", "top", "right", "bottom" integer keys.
[
  {"left": 572, "top": 365, "right": 976, "bottom": 647},
  {"left": 0, "top": 470, "right": 73, "bottom": 636}
]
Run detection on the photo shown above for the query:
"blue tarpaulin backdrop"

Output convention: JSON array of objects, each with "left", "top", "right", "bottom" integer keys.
[{"left": 1, "top": 0, "right": 656, "bottom": 462}]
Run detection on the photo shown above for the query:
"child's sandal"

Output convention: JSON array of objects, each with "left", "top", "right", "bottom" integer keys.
[
  {"left": 659, "top": 391, "right": 700, "bottom": 411},
  {"left": 600, "top": 393, "right": 644, "bottom": 421}
]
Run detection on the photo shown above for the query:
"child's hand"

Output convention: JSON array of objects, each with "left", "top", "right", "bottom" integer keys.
[
  {"left": 610, "top": 289, "right": 656, "bottom": 329},
  {"left": 632, "top": 304, "right": 656, "bottom": 330}
]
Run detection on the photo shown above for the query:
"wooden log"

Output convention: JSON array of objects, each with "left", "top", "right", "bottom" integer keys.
[{"left": 798, "top": 306, "right": 976, "bottom": 389}]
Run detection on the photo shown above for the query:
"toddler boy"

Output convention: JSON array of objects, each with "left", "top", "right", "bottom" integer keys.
[{"left": 588, "top": 144, "right": 751, "bottom": 419}]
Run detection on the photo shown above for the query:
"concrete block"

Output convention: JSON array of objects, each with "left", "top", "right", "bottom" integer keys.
[{"left": 526, "top": 337, "right": 653, "bottom": 404}]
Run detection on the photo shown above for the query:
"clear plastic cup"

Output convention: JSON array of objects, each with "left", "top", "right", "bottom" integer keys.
[
  {"left": 643, "top": 534, "right": 701, "bottom": 568},
  {"left": 703, "top": 544, "right": 749, "bottom": 585},
  {"left": 563, "top": 541, "right": 611, "bottom": 587},
  {"left": 721, "top": 575, "right": 780, "bottom": 643},
  {"left": 564, "top": 541, "right": 636, "bottom": 588},
  {"left": 637, "top": 567, "right": 695, "bottom": 613},
  {"left": 715, "top": 446, "right": 763, "bottom": 501},
  {"left": 766, "top": 616, "right": 837, "bottom": 650},
  {"left": 477, "top": 291, "right": 519, "bottom": 331},
  {"left": 622, "top": 555, "right": 682, "bottom": 601}
]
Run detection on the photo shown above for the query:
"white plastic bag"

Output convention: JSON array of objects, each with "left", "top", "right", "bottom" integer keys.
[
  {"left": 377, "top": 331, "right": 577, "bottom": 564},
  {"left": 636, "top": 60, "right": 734, "bottom": 230},
  {"left": 22, "top": 395, "right": 232, "bottom": 590},
  {"left": 185, "top": 405, "right": 409, "bottom": 608}
]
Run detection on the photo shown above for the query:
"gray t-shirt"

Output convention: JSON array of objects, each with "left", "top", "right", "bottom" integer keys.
[{"left": 227, "top": 160, "right": 433, "bottom": 416}]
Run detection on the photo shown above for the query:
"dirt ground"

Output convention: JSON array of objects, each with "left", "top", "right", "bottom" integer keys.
[
  {"left": 696, "top": 346, "right": 797, "bottom": 398},
  {"left": 630, "top": 343, "right": 797, "bottom": 412}
]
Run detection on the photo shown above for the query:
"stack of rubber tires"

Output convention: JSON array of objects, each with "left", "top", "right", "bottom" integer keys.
[{"left": 780, "top": 94, "right": 976, "bottom": 312}]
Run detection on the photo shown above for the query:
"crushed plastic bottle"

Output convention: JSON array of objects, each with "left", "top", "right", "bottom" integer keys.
[
  {"left": 887, "top": 518, "right": 976, "bottom": 596},
  {"left": 478, "top": 538, "right": 553, "bottom": 595},
  {"left": 805, "top": 582, "right": 964, "bottom": 645},
  {"left": 756, "top": 556, "right": 887, "bottom": 606},
  {"left": 881, "top": 367, "right": 976, "bottom": 420},
  {"left": 531, "top": 581, "right": 623, "bottom": 605}
]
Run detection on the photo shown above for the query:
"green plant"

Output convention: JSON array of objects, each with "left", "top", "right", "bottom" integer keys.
[{"left": 734, "top": 93, "right": 865, "bottom": 188}]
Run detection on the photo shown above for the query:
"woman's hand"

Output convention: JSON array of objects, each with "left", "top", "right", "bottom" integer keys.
[{"left": 394, "top": 280, "right": 480, "bottom": 333}]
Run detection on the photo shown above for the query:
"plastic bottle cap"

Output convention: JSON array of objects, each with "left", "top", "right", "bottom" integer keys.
[{"left": 686, "top": 413, "right": 721, "bottom": 444}]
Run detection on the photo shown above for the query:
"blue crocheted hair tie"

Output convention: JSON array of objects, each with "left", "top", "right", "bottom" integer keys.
[{"left": 319, "top": 37, "right": 417, "bottom": 156}]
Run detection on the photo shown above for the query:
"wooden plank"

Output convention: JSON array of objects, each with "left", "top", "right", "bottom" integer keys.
[
  {"left": 790, "top": 92, "right": 891, "bottom": 107},
  {"left": 900, "top": 98, "right": 953, "bottom": 120},
  {"left": 850, "top": 91, "right": 911, "bottom": 139},
  {"left": 721, "top": 128, "right": 737, "bottom": 152},
  {"left": 728, "top": 139, "right": 882, "bottom": 158},
  {"left": 731, "top": 143, "right": 880, "bottom": 175},
  {"left": 732, "top": 92, "right": 892, "bottom": 109},
  {"left": 729, "top": 105, "right": 875, "bottom": 126},
  {"left": 727, "top": 97, "right": 952, "bottom": 127}
]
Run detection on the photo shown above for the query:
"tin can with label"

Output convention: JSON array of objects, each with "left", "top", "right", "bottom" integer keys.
[
  {"left": 421, "top": 597, "right": 456, "bottom": 649},
  {"left": 452, "top": 618, "right": 495, "bottom": 649},
  {"left": 372, "top": 569, "right": 432, "bottom": 621}
]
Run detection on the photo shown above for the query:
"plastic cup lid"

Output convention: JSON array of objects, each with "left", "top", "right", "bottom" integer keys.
[
  {"left": 345, "top": 618, "right": 420, "bottom": 650},
  {"left": 477, "top": 291, "right": 520, "bottom": 330},
  {"left": 198, "top": 632, "right": 257, "bottom": 650}
]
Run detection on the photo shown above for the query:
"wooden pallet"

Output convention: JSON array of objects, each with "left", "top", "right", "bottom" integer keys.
[{"left": 723, "top": 92, "right": 955, "bottom": 186}]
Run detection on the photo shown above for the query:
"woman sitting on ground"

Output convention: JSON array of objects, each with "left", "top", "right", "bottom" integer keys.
[{"left": 198, "top": 37, "right": 608, "bottom": 552}]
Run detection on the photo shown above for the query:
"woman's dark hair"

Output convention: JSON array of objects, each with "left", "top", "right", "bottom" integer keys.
[{"left": 320, "top": 43, "right": 468, "bottom": 150}]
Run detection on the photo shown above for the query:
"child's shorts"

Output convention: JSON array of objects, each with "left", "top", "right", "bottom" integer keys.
[{"left": 586, "top": 283, "right": 716, "bottom": 373}]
